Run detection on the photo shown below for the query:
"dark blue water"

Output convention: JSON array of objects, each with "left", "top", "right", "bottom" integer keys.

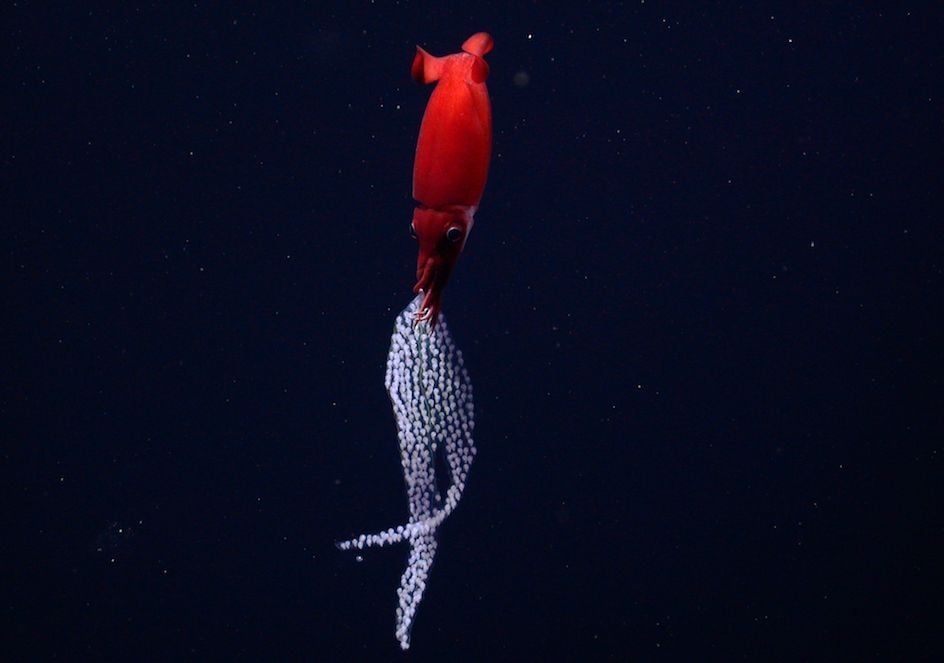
[{"left": 4, "top": 4, "right": 941, "bottom": 660}]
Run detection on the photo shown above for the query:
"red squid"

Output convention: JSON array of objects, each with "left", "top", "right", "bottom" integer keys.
[{"left": 410, "top": 32, "right": 493, "bottom": 324}]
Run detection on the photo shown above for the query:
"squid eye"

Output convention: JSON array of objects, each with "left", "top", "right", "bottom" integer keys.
[
  {"left": 410, "top": 222, "right": 417, "bottom": 239},
  {"left": 446, "top": 226, "right": 463, "bottom": 243}
]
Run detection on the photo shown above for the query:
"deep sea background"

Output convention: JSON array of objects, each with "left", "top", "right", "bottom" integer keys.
[{"left": 3, "top": 3, "right": 941, "bottom": 660}]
